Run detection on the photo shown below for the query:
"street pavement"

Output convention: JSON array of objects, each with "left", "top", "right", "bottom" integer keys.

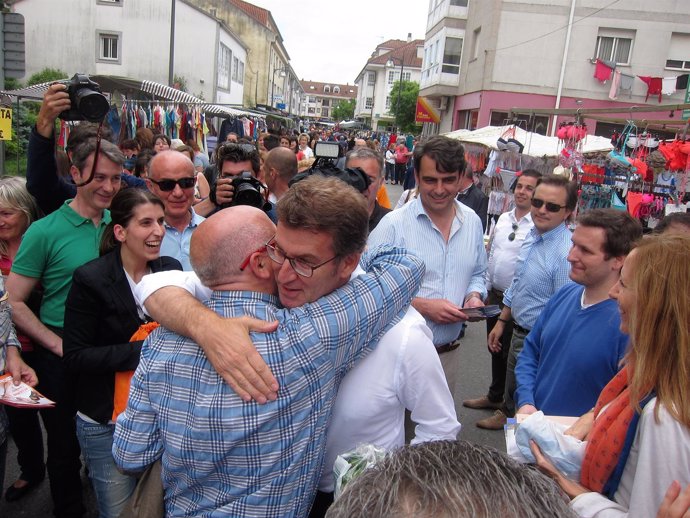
[{"left": 0, "top": 181, "right": 506, "bottom": 516}]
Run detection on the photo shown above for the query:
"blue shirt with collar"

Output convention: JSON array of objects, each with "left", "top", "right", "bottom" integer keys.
[
  {"left": 502, "top": 222, "right": 573, "bottom": 329},
  {"left": 160, "top": 209, "right": 205, "bottom": 271},
  {"left": 368, "top": 197, "right": 487, "bottom": 346},
  {"left": 112, "top": 245, "right": 424, "bottom": 518}
]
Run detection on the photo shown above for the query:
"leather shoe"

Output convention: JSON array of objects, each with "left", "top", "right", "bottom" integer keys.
[
  {"left": 5, "top": 478, "right": 43, "bottom": 502},
  {"left": 463, "top": 396, "right": 503, "bottom": 410},
  {"left": 476, "top": 410, "right": 507, "bottom": 430}
]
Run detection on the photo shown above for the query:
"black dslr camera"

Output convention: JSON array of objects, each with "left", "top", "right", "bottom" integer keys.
[
  {"left": 58, "top": 73, "right": 110, "bottom": 122},
  {"left": 219, "top": 171, "right": 271, "bottom": 211}
]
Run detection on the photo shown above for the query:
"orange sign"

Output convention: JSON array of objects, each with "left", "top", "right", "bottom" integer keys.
[{"left": 415, "top": 97, "right": 440, "bottom": 124}]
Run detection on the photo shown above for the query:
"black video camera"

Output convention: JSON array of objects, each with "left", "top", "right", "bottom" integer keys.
[
  {"left": 58, "top": 73, "right": 110, "bottom": 122},
  {"left": 288, "top": 141, "right": 371, "bottom": 193}
]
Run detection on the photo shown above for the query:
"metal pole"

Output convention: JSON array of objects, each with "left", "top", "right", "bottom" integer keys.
[
  {"left": 168, "top": 0, "right": 175, "bottom": 86},
  {"left": 552, "top": 0, "right": 577, "bottom": 135}
]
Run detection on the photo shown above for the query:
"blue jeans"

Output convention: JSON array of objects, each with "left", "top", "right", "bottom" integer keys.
[{"left": 76, "top": 416, "right": 136, "bottom": 518}]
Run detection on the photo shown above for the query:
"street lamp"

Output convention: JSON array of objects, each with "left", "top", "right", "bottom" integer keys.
[
  {"left": 386, "top": 53, "right": 406, "bottom": 133},
  {"left": 271, "top": 67, "right": 287, "bottom": 109}
]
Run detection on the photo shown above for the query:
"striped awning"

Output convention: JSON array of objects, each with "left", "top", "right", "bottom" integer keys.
[{"left": 0, "top": 75, "right": 254, "bottom": 118}]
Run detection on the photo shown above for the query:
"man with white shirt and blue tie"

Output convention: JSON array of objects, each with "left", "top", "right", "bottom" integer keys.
[
  {"left": 369, "top": 136, "right": 487, "bottom": 394},
  {"left": 479, "top": 173, "right": 576, "bottom": 430}
]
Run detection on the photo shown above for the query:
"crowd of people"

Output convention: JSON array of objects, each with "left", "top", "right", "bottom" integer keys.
[{"left": 0, "top": 82, "right": 688, "bottom": 518}]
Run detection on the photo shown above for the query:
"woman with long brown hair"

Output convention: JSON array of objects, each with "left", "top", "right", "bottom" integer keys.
[{"left": 531, "top": 233, "right": 690, "bottom": 517}]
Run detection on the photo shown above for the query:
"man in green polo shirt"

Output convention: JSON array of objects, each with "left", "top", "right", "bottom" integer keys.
[{"left": 7, "top": 138, "right": 123, "bottom": 518}]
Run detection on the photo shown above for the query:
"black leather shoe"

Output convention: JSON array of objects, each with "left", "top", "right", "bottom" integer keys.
[{"left": 5, "top": 478, "right": 43, "bottom": 502}]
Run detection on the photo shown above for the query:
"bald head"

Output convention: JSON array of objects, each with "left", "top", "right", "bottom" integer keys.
[
  {"left": 264, "top": 147, "right": 298, "bottom": 198},
  {"left": 190, "top": 206, "right": 276, "bottom": 289},
  {"left": 146, "top": 150, "right": 197, "bottom": 224},
  {"left": 354, "top": 138, "right": 367, "bottom": 148},
  {"left": 148, "top": 149, "right": 195, "bottom": 180}
]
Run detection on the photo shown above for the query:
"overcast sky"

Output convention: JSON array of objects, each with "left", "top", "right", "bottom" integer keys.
[{"left": 251, "top": 0, "right": 428, "bottom": 85}]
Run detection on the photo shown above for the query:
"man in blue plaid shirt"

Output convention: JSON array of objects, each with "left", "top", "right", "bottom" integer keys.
[{"left": 113, "top": 176, "right": 424, "bottom": 517}]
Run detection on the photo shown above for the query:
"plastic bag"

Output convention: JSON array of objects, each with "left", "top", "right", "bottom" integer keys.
[
  {"left": 515, "top": 411, "right": 586, "bottom": 480},
  {"left": 333, "top": 444, "right": 387, "bottom": 500}
]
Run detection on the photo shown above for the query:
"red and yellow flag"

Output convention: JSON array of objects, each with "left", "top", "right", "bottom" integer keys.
[{"left": 415, "top": 97, "right": 440, "bottom": 124}]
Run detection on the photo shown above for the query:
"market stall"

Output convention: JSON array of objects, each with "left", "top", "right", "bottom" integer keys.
[{"left": 0, "top": 75, "right": 266, "bottom": 156}]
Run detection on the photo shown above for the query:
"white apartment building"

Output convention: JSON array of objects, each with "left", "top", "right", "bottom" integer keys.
[
  {"left": 354, "top": 36, "right": 423, "bottom": 131},
  {"left": 10, "top": 0, "right": 248, "bottom": 106},
  {"left": 420, "top": 0, "right": 690, "bottom": 136},
  {"left": 299, "top": 80, "right": 357, "bottom": 121}
]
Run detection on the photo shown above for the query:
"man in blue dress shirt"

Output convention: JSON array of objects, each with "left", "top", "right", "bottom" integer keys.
[
  {"left": 515, "top": 209, "right": 641, "bottom": 417},
  {"left": 480, "top": 174, "right": 577, "bottom": 429},
  {"left": 369, "top": 135, "right": 487, "bottom": 396},
  {"left": 113, "top": 176, "right": 424, "bottom": 517}
]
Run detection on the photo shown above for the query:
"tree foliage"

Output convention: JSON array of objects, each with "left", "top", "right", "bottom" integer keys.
[
  {"left": 388, "top": 80, "right": 422, "bottom": 134},
  {"left": 332, "top": 98, "right": 356, "bottom": 122},
  {"left": 3, "top": 68, "right": 67, "bottom": 168},
  {"left": 27, "top": 67, "right": 67, "bottom": 86}
]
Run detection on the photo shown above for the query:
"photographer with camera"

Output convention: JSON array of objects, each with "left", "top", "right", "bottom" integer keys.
[
  {"left": 195, "top": 142, "right": 269, "bottom": 218},
  {"left": 27, "top": 79, "right": 146, "bottom": 216}
]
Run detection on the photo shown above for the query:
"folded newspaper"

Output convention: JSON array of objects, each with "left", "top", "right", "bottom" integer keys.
[{"left": 0, "top": 374, "right": 55, "bottom": 408}]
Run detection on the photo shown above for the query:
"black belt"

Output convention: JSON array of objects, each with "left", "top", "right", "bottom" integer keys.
[
  {"left": 435, "top": 338, "right": 461, "bottom": 355},
  {"left": 513, "top": 322, "right": 531, "bottom": 335}
]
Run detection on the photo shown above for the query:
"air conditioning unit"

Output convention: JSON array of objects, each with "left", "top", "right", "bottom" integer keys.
[{"left": 438, "top": 97, "right": 448, "bottom": 111}]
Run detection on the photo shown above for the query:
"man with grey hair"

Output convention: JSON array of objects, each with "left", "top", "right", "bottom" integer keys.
[
  {"left": 7, "top": 138, "right": 124, "bottom": 518},
  {"left": 326, "top": 440, "right": 577, "bottom": 518},
  {"left": 345, "top": 147, "right": 390, "bottom": 232}
]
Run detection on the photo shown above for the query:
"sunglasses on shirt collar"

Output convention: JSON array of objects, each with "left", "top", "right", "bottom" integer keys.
[
  {"left": 149, "top": 177, "right": 196, "bottom": 191},
  {"left": 508, "top": 223, "right": 518, "bottom": 241},
  {"left": 531, "top": 198, "right": 567, "bottom": 213}
]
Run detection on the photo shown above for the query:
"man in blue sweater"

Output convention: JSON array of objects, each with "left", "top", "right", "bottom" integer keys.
[{"left": 515, "top": 209, "right": 642, "bottom": 417}]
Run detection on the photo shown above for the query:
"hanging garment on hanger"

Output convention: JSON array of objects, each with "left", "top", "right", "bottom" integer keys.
[
  {"left": 654, "top": 171, "right": 676, "bottom": 194},
  {"left": 677, "top": 74, "right": 689, "bottom": 90},
  {"left": 611, "top": 190, "right": 626, "bottom": 211}
]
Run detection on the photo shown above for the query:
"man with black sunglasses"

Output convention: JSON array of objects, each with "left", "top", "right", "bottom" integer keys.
[
  {"left": 480, "top": 173, "right": 576, "bottom": 430},
  {"left": 515, "top": 209, "right": 641, "bottom": 418},
  {"left": 463, "top": 169, "right": 540, "bottom": 419},
  {"left": 146, "top": 151, "right": 205, "bottom": 270}
]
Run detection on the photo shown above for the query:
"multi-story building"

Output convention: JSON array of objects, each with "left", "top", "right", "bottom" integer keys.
[
  {"left": 420, "top": 0, "right": 690, "bottom": 136},
  {"left": 419, "top": 0, "right": 468, "bottom": 134},
  {"left": 354, "top": 36, "right": 423, "bottom": 131},
  {"left": 10, "top": 0, "right": 248, "bottom": 107},
  {"left": 299, "top": 80, "right": 357, "bottom": 121},
  {"left": 189, "top": 0, "right": 303, "bottom": 115}
]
